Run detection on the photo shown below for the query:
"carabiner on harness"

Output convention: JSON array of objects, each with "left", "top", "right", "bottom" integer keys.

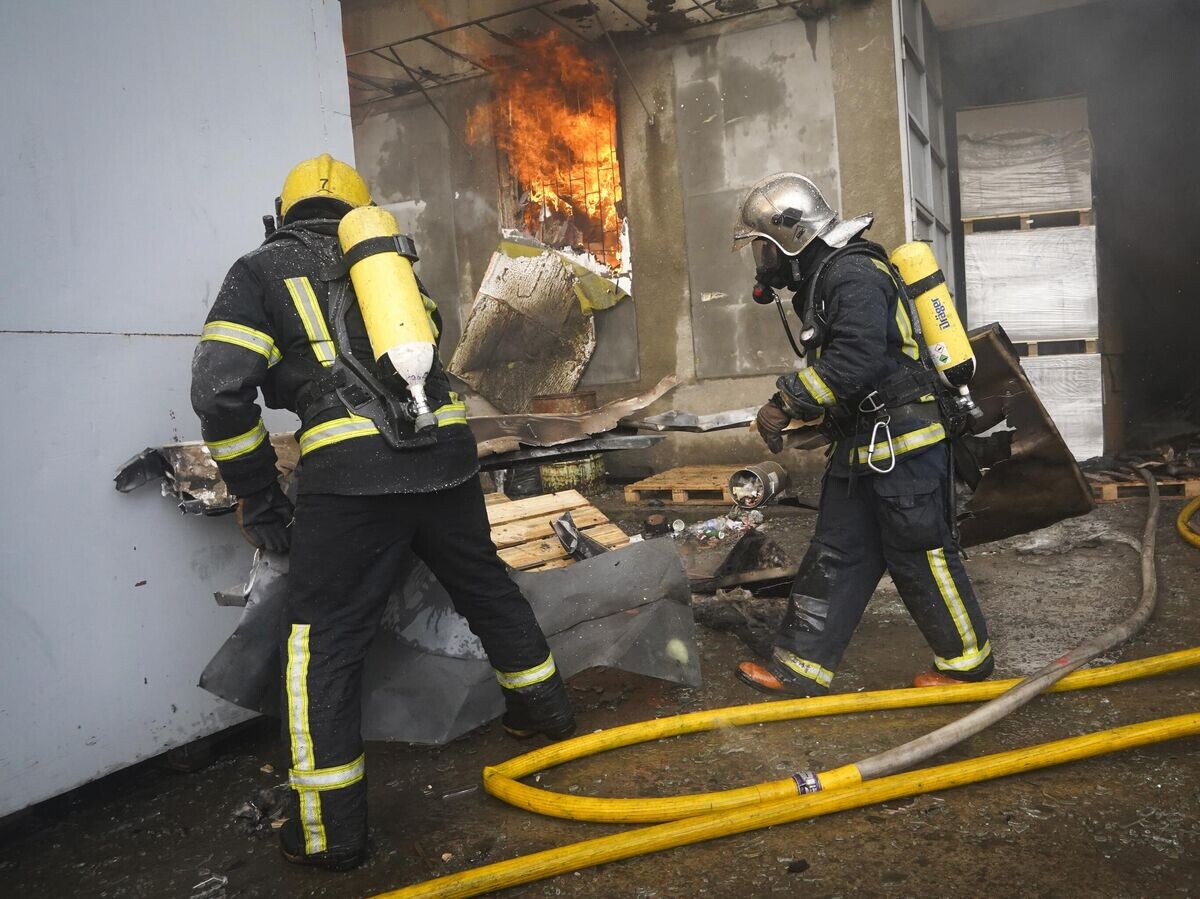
[{"left": 859, "top": 392, "right": 896, "bottom": 474}]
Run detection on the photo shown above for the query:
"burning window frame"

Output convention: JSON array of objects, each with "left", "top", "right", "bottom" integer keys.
[{"left": 466, "top": 30, "right": 631, "bottom": 279}]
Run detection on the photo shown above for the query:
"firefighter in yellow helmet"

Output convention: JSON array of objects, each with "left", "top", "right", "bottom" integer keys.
[{"left": 190, "top": 154, "right": 575, "bottom": 871}]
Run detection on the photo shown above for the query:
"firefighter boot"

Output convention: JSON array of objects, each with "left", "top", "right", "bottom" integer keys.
[
  {"left": 502, "top": 673, "right": 577, "bottom": 741},
  {"left": 913, "top": 669, "right": 981, "bottom": 688},
  {"left": 278, "top": 815, "right": 366, "bottom": 872},
  {"left": 735, "top": 661, "right": 827, "bottom": 698}
]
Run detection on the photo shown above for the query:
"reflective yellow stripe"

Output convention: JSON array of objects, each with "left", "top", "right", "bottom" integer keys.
[
  {"left": 422, "top": 293, "right": 440, "bottom": 340},
  {"left": 927, "top": 547, "right": 982, "bottom": 669},
  {"left": 207, "top": 419, "right": 267, "bottom": 461},
  {"left": 298, "top": 415, "right": 380, "bottom": 456},
  {"left": 894, "top": 301, "right": 921, "bottom": 361},
  {"left": 495, "top": 654, "right": 557, "bottom": 690},
  {"left": 200, "top": 320, "right": 281, "bottom": 367},
  {"left": 772, "top": 648, "right": 834, "bottom": 687},
  {"left": 284, "top": 277, "right": 336, "bottom": 367},
  {"left": 435, "top": 399, "right": 468, "bottom": 427},
  {"left": 936, "top": 640, "right": 993, "bottom": 673},
  {"left": 798, "top": 366, "right": 837, "bottom": 406},
  {"left": 285, "top": 624, "right": 326, "bottom": 854},
  {"left": 852, "top": 422, "right": 946, "bottom": 465},
  {"left": 290, "top": 754, "right": 366, "bottom": 792}
]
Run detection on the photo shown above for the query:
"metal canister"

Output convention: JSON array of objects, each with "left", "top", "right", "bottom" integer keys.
[
  {"left": 728, "top": 461, "right": 790, "bottom": 509},
  {"left": 531, "top": 391, "right": 607, "bottom": 494}
]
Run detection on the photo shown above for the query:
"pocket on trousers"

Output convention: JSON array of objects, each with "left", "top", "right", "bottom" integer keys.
[{"left": 872, "top": 476, "right": 944, "bottom": 552}]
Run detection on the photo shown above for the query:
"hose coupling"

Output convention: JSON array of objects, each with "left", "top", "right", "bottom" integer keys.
[{"left": 792, "top": 771, "right": 822, "bottom": 795}]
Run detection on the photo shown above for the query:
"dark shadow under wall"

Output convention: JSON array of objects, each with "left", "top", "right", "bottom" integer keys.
[{"left": 941, "top": 0, "right": 1200, "bottom": 448}]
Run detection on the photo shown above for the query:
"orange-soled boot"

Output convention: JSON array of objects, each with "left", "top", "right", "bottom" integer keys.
[
  {"left": 735, "top": 661, "right": 814, "bottom": 697},
  {"left": 912, "top": 669, "right": 973, "bottom": 688}
]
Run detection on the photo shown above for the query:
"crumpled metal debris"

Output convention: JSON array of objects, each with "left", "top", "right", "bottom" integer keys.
[
  {"left": 471, "top": 375, "right": 677, "bottom": 456},
  {"left": 621, "top": 407, "right": 758, "bottom": 433},
  {"left": 448, "top": 237, "right": 631, "bottom": 413},
  {"left": 114, "top": 436, "right": 299, "bottom": 515},
  {"left": 200, "top": 539, "right": 700, "bottom": 744},
  {"left": 114, "top": 379, "right": 676, "bottom": 515},
  {"left": 956, "top": 324, "right": 1095, "bottom": 546}
]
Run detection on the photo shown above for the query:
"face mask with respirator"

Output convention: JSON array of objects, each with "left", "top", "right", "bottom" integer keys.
[{"left": 750, "top": 238, "right": 820, "bottom": 357}]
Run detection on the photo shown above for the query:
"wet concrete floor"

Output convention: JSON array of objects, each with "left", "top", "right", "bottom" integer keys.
[{"left": 1, "top": 494, "right": 1198, "bottom": 898}]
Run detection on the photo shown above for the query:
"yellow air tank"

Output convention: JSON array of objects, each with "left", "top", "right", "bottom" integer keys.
[
  {"left": 338, "top": 206, "right": 438, "bottom": 431},
  {"left": 889, "top": 241, "right": 980, "bottom": 418}
]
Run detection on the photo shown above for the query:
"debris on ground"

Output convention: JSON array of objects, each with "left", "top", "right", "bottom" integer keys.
[
  {"left": 201, "top": 535, "right": 701, "bottom": 744},
  {"left": 232, "top": 784, "right": 289, "bottom": 834},
  {"left": 1082, "top": 441, "right": 1200, "bottom": 502}
]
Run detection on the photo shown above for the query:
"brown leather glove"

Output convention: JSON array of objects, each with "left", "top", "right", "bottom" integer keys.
[{"left": 754, "top": 399, "right": 792, "bottom": 454}]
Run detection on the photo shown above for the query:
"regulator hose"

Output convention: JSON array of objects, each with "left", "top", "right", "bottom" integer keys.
[{"left": 374, "top": 472, "right": 1194, "bottom": 898}]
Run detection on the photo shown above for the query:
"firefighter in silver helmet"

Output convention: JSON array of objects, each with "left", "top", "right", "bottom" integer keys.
[{"left": 731, "top": 172, "right": 993, "bottom": 697}]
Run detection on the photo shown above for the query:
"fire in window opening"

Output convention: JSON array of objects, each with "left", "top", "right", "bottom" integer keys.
[{"left": 466, "top": 30, "right": 628, "bottom": 276}]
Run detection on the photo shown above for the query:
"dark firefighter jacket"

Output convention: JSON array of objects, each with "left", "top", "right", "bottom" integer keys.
[
  {"left": 190, "top": 219, "right": 477, "bottom": 498},
  {"left": 777, "top": 238, "right": 945, "bottom": 477}
]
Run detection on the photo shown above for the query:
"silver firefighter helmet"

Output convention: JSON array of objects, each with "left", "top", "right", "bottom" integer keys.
[{"left": 732, "top": 172, "right": 874, "bottom": 257}]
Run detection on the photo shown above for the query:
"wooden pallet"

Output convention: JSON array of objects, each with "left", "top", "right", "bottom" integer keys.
[
  {"left": 1013, "top": 337, "right": 1098, "bottom": 357},
  {"left": 962, "top": 207, "right": 1091, "bottom": 235},
  {"left": 484, "top": 489, "right": 629, "bottom": 571},
  {"left": 623, "top": 465, "right": 739, "bottom": 505},
  {"left": 1090, "top": 477, "right": 1200, "bottom": 502}
]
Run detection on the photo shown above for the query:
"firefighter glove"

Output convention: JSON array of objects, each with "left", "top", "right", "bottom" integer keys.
[
  {"left": 755, "top": 397, "right": 792, "bottom": 454},
  {"left": 236, "top": 482, "right": 294, "bottom": 553}
]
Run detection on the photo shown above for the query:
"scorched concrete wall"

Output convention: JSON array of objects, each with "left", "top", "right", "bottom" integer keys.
[{"left": 346, "top": 1, "right": 904, "bottom": 474}]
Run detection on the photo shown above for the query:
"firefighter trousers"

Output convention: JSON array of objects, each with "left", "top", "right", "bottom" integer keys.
[
  {"left": 280, "top": 478, "right": 568, "bottom": 857},
  {"left": 771, "top": 443, "right": 993, "bottom": 694}
]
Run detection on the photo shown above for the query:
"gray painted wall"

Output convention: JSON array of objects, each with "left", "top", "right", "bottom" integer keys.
[{"left": 0, "top": 0, "right": 353, "bottom": 816}]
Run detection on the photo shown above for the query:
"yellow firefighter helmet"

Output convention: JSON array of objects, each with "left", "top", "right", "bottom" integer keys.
[{"left": 279, "top": 153, "right": 371, "bottom": 220}]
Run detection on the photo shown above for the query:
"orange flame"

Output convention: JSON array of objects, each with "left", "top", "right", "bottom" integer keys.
[{"left": 467, "top": 31, "right": 624, "bottom": 269}]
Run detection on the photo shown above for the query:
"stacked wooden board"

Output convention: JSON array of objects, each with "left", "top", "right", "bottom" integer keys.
[
  {"left": 486, "top": 490, "right": 629, "bottom": 572},
  {"left": 1088, "top": 477, "right": 1200, "bottom": 503},
  {"left": 623, "top": 465, "right": 739, "bottom": 505}
]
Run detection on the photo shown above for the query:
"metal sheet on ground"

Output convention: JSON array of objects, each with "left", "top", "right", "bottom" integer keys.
[{"left": 199, "top": 539, "right": 700, "bottom": 744}]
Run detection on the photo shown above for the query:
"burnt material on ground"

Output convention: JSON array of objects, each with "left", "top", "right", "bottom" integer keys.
[{"left": 1, "top": 499, "right": 1198, "bottom": 898}]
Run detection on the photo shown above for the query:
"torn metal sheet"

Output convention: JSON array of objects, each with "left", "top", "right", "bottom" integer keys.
[
  {"left": 552, "top": 511, "right": 610, "bottom": 560},
  {"left": 448, "top": 240, "right": 616, "bottom": 413},
  {"left": 471, "top": 375, "right": 677, "bottom": 455},
  {"left": 115, "top": 381, "right": 674, "bottom": 514},
  {"left": 478, "top": 433, "right": 663, "bottom": 470},
  {"left": 200, "top": 539, "right": 700, "bottom": 744},
  {"left": 114, "top": 435, "right": 299, "bottom": 515},
  {"left": 620, "top": 406, "right": 759, "bottom": 433},
  {"left": 957, "top": 324, "right": 1095, "bottom": 546}
]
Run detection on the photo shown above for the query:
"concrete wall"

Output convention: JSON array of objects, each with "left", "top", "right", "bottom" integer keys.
[
  {"left": 347, "top": 0, "right": 904, "bottom": 474},
  {"left": 941, "top": 0, "right": 1200, "bottom": 448},
  {"left": 0, "top": 0, "right": 353, "bottom": 817}
]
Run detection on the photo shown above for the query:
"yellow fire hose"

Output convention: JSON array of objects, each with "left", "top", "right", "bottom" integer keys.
[
  {"left": 1178, "top": 496, "right": 1200, "bottom": 548},
  {"left": 483, "top": 647, "right": 1200, "bottom": 824},
  {"left": 372, "top": 472, "right": 1196, "bottom": 897},
  {"left": 376, "top": 710, "right": 1200, "bottom": 899}
]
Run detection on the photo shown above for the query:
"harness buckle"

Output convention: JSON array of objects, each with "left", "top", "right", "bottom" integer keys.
[{"left": 858, "top": 391, "right": 886, "bottom": 414}]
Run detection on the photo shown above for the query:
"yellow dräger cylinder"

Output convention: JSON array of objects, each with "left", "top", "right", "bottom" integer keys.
[
  {"left": 338, "top": 206, "right": 438, "bottom": 431},
  {"left": 890, "top": 241, "right": 981, "bottom": 418}
]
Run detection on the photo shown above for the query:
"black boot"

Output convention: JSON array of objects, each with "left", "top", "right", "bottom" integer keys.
[
  {"left": 501, "top": 673, "right": 577, "bottom": 741},
  {"left": 278, "top": 815, "right": 366, "bottom": 872}
]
